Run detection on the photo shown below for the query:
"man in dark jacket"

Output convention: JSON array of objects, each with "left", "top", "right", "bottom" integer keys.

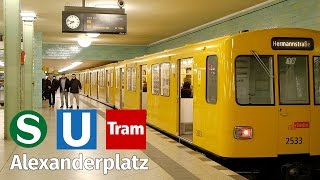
[
  {"left": 45, "top": 74, "right": 59, "bottom": 108},
  {"left": 58, "top": 73, "right": 70, "bottom": 108},
  {"left": 69, "top": 74, "right": 82, "bottom": 109}
]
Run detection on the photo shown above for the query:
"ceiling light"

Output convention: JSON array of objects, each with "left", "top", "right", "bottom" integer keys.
[
  {"left": 58, "top": 62, "right": 83, "bottom": 72},
  {"left": 77, "top": 37, "right": 92, "bottom": 47},
  {"left": 86, "top": 33, "right": 100, "bottom": 38},
  {"left": 21, "top": 12, "right": 37, "bottom": 21}
]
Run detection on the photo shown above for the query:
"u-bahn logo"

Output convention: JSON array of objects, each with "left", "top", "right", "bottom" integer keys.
[{"left": 56, "top": 110, "right": 97, "bottom": 149}]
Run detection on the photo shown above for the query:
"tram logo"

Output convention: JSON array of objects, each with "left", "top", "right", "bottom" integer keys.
[
  {"left": 56, "top": 110, "right": 97, "bottom": 149},
  {"left": 106, "top": 110, "right": 146, "bottom": 149}
]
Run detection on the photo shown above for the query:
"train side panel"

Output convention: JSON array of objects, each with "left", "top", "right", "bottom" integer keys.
[{"left": 124, "top": 62, "right": 140, "bottom": 109}]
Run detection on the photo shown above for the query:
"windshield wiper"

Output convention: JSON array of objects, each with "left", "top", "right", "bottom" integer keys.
[{"left": 250, "top": 50, "right": 274, "bottom": 78}]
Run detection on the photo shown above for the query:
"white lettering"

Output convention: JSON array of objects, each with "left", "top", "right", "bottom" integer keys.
[
  {"left": 17, "top": 114, "right": 41, "bottom": 145},
  {"left": 49, "top": 158, "right": 60, "bottom": 170},
  {"left": 28, "top": 158, "right": 38, "bottom": 170},
  {"left": 84, "top": 158, "right": 94, "bottom": 170},
  {"left": 39, "top": 159, "right": 49, "bottom": 169},
  {"left": 107, "top": 121, "right": 145, "bottom": 135},
  {"left": 63, "top": 112, "right": 91, "bottom": 147},
  {"left": 10, "top": 155, "right": 23, "bottom": 170},
  {"left": 9, "top": 153, "right": 149, "bottom": 175},
  {"left": 103, "top": 158, "right": 114, "bottom": 175}
]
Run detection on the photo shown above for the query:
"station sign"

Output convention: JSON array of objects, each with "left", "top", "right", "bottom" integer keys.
[
  {"left": 271, "top": 37, "right": 314, "bottom": 50},
  {"left": 62, "top": 11, "right": 127, "bottom": 34}
]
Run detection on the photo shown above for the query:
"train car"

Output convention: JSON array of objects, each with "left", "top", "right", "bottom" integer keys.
[{"left": 76, "top": 28, "right": 320, "bottom": 178}]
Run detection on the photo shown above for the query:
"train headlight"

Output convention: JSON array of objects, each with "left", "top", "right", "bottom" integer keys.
[{"left": 234, "top": 126, "right": 253, "bottom": 139}]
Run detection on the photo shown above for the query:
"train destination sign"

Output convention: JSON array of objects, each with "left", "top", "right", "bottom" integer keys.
[
  {"left": 62, "top": 11, "right": 127, "bottom": 34},
  {"left": 271, "top": 37, "right": 314, "bottom": 50}
]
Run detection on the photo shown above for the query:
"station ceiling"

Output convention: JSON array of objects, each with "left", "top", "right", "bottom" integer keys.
[
  {"left": 0, "top": 0, "right": 266, "bottom": 45},
  {"left": 1, "top": 0, "right": 267, "bottom": 73}
]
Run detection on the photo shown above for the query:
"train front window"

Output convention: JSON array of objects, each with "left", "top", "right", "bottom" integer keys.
[
  {"left": 235, "top": 56, "right": 274, "bottom": 105},
  {"left": 314, "top": 57, "right": 320, "bottom": 105},
  {"left": 279, "top": 55, "right": 309, "bottom": 105}
]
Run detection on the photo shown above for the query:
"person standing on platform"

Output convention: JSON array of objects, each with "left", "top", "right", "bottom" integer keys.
[
  {"left": 45, "top": 74, "right": 58, "bottom": 108},
  {"left": 42, "top": 77, "right": 46, "bottom": 100},
  {"left": 58, "top": 73, "right": 70, "bottom": 108},
  {"left": 69, "top": 74, "right": 82, "bottom": 109}
]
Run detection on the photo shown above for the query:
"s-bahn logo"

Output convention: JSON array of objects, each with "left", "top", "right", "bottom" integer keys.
[
  {"left": 10, "top": 110, "right": 48, "bottom": 148},
  {"left": 106, "top": 110, "right": 146, "bottom": 149}
]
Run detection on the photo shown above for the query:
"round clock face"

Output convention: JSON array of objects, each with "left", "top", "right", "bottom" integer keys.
[{"left": 66, "top": 15, "right": 80, "bottom": 29}]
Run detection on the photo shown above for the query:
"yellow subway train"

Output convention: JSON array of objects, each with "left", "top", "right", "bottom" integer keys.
[{"left": 76, "top": 28, "right": 320, "bottom": 178}]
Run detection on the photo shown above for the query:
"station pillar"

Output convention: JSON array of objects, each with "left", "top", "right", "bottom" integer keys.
[
  {"left": 22, "top": 20, "right": 35, "bottom": 110},
  {"left": 4, "top": 0, "right": 21, "bottom": 140},
  {"left": 33, "top": 32, "right": 43, "bottom": 109}
]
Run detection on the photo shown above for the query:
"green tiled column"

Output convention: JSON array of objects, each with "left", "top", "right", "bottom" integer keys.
[
  {"left": 22, "top": 21, "right": 34, "bottom": 110},
  {"left": 33, "top": 32, "right": 43, "bottom": 109},
  {"left": 4, "top": 0, "right": 21, "bottom": 140}
]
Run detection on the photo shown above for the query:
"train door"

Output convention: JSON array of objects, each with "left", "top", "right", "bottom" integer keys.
[
  {"left": 120, "top": 68, "right": 125, "bottom": 109},
  {"left": 178, "top": 58, "right": 194, "bottom": 142},
  {"left": 140, "top": 65, "right": 147, "bottom": 109},
  {"left": 96, "top": 71, "right": 99, "bottom": 99},
  {"left": 89, "top": 72, "right": 92, "bottom": 96},
  {"left": 106, "top": 69, "right": 110, "bottom": 103},
  {"left": 277, "top": 55, "right": 310, "bottom": 154}
]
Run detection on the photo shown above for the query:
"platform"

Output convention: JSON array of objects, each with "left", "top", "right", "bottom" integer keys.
[{"left": 0, "top": 96, "right": 245, "bottom": 180}]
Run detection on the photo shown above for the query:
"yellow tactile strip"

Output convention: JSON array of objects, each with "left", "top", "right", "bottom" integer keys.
[{"left": 147, "top": 126, "right": 248, "bottom": 180}]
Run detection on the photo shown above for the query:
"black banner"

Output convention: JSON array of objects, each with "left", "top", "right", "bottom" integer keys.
[
  {"left": 62, "top": 11, "right": 127, "bottom": 34},
  {"left": 271, "top": 37, "right": 314, "bottom": 50}
]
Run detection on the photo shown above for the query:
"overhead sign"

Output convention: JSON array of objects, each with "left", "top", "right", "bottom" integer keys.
[
  {"left": 271, "top": 37, "right": 314, "bottom": 50},
  {"left": 62, "top": 11, "right": 127, "bottom": 34}
]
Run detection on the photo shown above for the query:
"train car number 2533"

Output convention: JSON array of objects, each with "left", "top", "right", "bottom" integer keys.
[{"left": 286, "top": 137, "right": 302, "bottom": 144}]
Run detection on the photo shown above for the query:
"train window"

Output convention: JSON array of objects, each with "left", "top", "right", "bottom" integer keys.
[
  {"left": 160, "top": 63, "right": 170, "bottom": 96},
  {"left": 279, "top": 55, "right": 309, "bottom": 105},
  {"left": 151, "top": 64, "right": 160, "bottom": 95},
  {"left": 206, "top": 55, "right": 218, "bottom": 104},
  {"left": 127, "top": 67, "right": 132, "bottom": 91},
  {"left": 314, "top": 57, "right": 320, "bottom": 105},
  {"left": 236, "top": 56, "right": 274, "bottom": 105},
  {"left": 132, "top": 67, "right": 137, "bottom": 91}
]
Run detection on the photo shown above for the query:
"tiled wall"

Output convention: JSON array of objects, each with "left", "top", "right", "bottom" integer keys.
[
  {"left": 147, "top": 0, "right": 320, "bottom": 54},
  {"left": 42, "top": 44, "right": 147, "bottom": 61},
  {"left": 33, "top": 32, "right": 43, "bottom": 109}
]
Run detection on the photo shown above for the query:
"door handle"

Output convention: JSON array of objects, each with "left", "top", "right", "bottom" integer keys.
[{"left": 280, "top": 112, "right": 288, "bottom": 117}]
